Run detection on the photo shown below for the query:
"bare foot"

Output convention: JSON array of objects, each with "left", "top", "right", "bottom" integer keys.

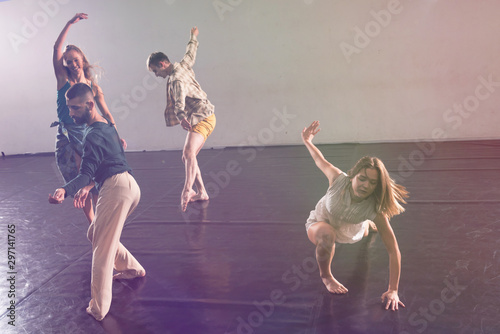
[
  {"left": 181, "top": 189, "right": 196, "bottom": 212},
  {"left": 190, "top": 192, "right": 209, "bottom": 202},
  {"left": 113, "top": 269, "right": 146, "bottom": 281},
  {"left": 321, "top": 276, "right": 348, "bottom": 294}
]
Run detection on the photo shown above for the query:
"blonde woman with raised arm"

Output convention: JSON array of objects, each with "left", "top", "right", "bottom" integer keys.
[{"left": 52, "top": 13, "right": 125, "bottom": 223}]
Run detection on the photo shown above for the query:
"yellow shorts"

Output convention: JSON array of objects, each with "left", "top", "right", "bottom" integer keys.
[{"left": 191, "top": 114, "right": 216, "bottom": 141}]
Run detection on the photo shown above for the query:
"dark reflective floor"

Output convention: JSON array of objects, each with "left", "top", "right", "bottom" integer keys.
[{"left": 1, "top": 140, "right": 499, "bottom": 334}]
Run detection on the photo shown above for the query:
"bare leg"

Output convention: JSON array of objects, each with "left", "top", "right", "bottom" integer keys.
[
  {"left": 181, "top": 132, "right": 206, "bottom": 211},
  {"left": 181, "top": 156, "right": 202, "bottom": 198},
  {"left": 190, "top": 165, "right": 209, "bottom": 202},
  {"left": 307, "top": 222, "right": 348, "bottom": 294},
  {"left": 185, "top": 138, "right": 209, "bottom": 202}
]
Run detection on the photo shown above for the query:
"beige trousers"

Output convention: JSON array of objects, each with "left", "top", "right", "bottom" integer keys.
[{"left": 85, "top": 172, "right": 144, "bottom": 321}]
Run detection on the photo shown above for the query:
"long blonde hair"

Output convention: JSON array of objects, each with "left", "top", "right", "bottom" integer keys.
[
  {"left": 347, "top": 156, "right": 408, "bottom": 218},
  {"left": 63, "top": 45, "right": 100, "bottom": 94}
]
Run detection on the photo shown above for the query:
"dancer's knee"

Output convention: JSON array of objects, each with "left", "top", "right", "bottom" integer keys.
[
  {"left": 315, "top": 230, "right": 336, "bottom": 253},
  {"left": 182, "top": 150, "right": 196, "bottom": 164}
]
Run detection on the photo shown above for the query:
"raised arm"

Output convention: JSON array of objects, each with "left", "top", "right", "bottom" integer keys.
[
  {"left": 180, "top": 26, "right": 199, "bottom": 69},
  {"left": 53, "top": 13, "right": 87, "bottom": 89},
  {"left": 373, "top": 213, "right": 405, "bottom": 311},
  {"left": 302, "top": 121, "right": 342, "bottom": 185},
  {"left": 191, "top": 26, "right": 199, "bottom": 38}
]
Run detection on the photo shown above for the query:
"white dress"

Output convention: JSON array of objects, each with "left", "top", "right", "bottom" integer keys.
[{"left": 306, "top": 173, "right": 378, "bottom": 244}]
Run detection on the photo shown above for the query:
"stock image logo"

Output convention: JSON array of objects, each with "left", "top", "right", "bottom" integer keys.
[{"left": 7, "top": 0, "right": 71, "bottom": 53}]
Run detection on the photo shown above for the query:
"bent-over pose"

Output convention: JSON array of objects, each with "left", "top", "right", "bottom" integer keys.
[
  {"left": 147, "top": 26, "right": 215, "bottom": 212},
  {"left": 302, "top": 121, "right": 408, "bottom": 311},
  {"left": 49, "top": 83, "right": 144, "bottom": 321}
]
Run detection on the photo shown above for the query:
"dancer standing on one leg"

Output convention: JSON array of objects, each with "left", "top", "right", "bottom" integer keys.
[
  {"left": 52, "top": 12, "right": 126, "bottom": 224},
  {"left": 302, "top": 121, "right": 408, "bottom": 311},
  {"left": 49, "top": 83, "right": 144, "bottom": 321},
  {"left": 147, "top": 26, "right": 215, "bottom": 212}
]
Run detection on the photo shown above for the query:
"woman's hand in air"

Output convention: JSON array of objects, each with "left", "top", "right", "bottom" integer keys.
[
  {"left": 68, "top": 13, "right": 88, "bottom": 25},
  {"left": 302, "top": 121, "right": 321, "bottom": 143}
]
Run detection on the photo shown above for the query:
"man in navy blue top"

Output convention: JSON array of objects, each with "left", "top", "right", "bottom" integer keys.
[{"left": 49, "top": 83, "right": 145, "bottom": 321}]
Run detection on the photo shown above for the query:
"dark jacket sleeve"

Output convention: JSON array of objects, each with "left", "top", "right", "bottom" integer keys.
[{"left": 62, "top": 132, "right": 102, "bottom": 197}]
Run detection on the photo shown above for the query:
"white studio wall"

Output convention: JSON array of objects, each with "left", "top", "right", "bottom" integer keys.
[{"left": 1, "top": 0, "right": 500, "bottom": 155}]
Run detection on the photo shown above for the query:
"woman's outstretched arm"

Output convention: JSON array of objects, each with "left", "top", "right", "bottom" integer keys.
[
  {"left": 53, "top": 13, "right": 87, "bottom": 89},
  {"left": 373, "top": 213, "right": 405, "bottom": 311},
  {"left": 302, "top": 121, "right": 342, "bottom": 185}
]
